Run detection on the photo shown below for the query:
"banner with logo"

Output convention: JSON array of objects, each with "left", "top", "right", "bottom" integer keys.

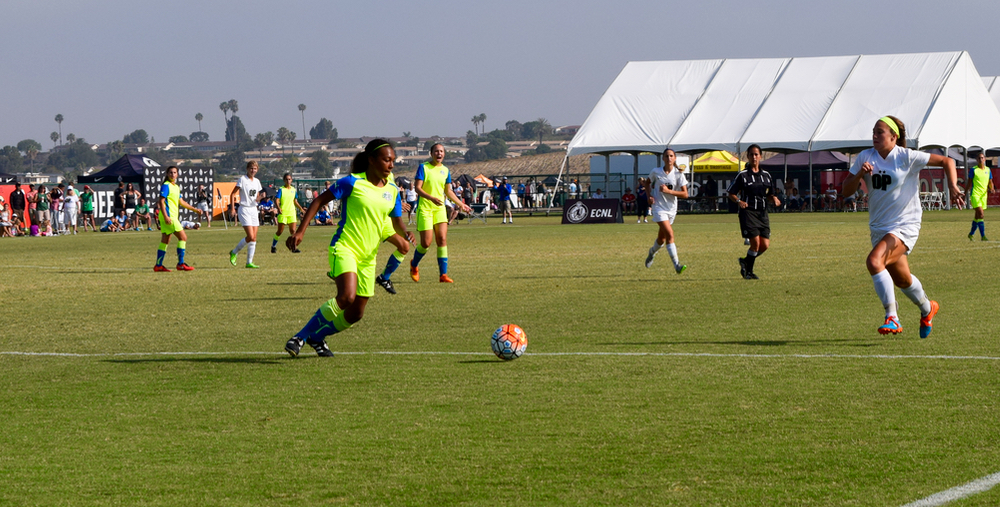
[
  {"left": 562, "top": 198, "right": 623, "bottom": 224},
  {"left": 143, "top": 166, "right": 213, "bottom": 221}
]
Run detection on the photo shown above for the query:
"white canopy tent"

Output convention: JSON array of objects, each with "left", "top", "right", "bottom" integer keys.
[
  {"left": 557, "top": 51, "right": 1000, "bottom": 207},
  {"left": 983, "top": 76, "right": 1000, "bottom": 113}
]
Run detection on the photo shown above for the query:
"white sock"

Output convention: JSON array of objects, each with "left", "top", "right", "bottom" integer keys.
[
  {"left": 900, "top": 275, "right": 932, "bottom": 315},
  {"left": 666, "top": 243, "right": 679, "bottom": 268},
  {"left": 247, "top": 241, "right": 256, "bottom": 264},
  {"left": 872, "top": 270, "right": 897, "bottom": 318},
  {"left": 233, "top": 238, "right": 247, "bottom": 254},
  {"left": 650, "top": 241, "right": 663, "bottom": 254}
]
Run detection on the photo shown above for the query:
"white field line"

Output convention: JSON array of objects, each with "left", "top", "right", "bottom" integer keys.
[
  {"left": 4, "top": 351, "right": 1000, "bottom": 360},
  {"left": 900, "top": 471, "right": 1000, "bottom": 507}
]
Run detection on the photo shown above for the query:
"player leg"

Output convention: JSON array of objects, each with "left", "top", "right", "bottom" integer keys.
[
  {"left": 867, "top": 234, "right": 908, "bottom": 334},
  {"left": 174, "top": 229, "right": 193, "bottom": 270},
  {"left": 272, "top": 222, "right": 285, "bottom": 253},
  {"left": 410, "top": 209, "right": 433, "bottom": 282},
  {"left": 377, "top": 234, "right": 410, "bottom": 294},
  {"left": 886, "top": 248, "right": 936, "bottom": 338},
  {"left": 434, "top": 221, "right": 452, "bottom": 282}
]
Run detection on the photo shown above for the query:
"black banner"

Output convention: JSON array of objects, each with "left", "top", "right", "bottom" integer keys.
[
  {"left": 561, "top": 198, "right": 622, "bottom": 224},
  {"left": 143, "top": 166, "right": 214, "bottom": 221}
]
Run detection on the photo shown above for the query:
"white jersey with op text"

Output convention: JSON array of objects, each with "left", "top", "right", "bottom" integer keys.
[
  {"left": 648, "top": 166, "right": 688, "bottom": 214},
  {"left": 849, "top": 146, "right": 930, "bottom": 232},
  {"left": 236, "top": 175, "right": 262, "bottom": 209}
]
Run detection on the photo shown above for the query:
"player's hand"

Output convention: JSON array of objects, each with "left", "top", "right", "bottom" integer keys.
[
  {"left": 659, "top": 184, "right": 670, "bottom": 193},
  {"left": 165, "top": 216, "right": 172, "bottom": 224},
  {"left": 950, "top": 186, "right": 966, "bottom": 208},
  {"left": 860, "top": 162, "right": 874, "bottom": 175},
  {"left": 430, "top": 197, "right": 443, "bottom": 206},
  {"left": 461, "top": 204, "right": 471, "bottom": 213},
  {"left": 405, "top": 231, "right": 415, "bottom": 244},
  {"left": 286, "top": 234, "right": 302, "bottom": 251},
  {"left": 739, "top": 200, "right": 748, "bottom": 209}
]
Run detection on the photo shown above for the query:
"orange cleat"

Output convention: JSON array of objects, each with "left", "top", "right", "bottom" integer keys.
[
  {"left": 176, "top": 263, "right": 195, "bottom": 271},
  {"left": 410, "top": 266, "right": 419, "bottom": 282},
  {"left": 153, "top": 265, "right": 171, "bottom": 272},
  {"left": 919, "top": 300, "right": 939, "bottom": 339},
  {"left": 439, "top": 274, "right": 454, "bottom": 283}
]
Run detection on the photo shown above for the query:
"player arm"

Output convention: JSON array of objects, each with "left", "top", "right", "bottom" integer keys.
[
  {"left": 842, "top": 163, "right": 867, "bottom": 198},
  {"left": 291, "top": 189, "right": 336, "bottom": 242},
  {"left": 674, "top": 185, "right": 689, "bottom": 199},
  {"left": 445, "top": 185, "right": 470, "bottom": 212},
  {"left": 414, "top": 180, "right": 440, "bottom": 205},
  {"left": 989, "top": 171, "right": 996, "bottom": 193},
  {"left": 927, "top": 153, "right": 963, "bottom": 205},
  {"left": 177, "top": 198, "right": 201, "bottom": 214}
]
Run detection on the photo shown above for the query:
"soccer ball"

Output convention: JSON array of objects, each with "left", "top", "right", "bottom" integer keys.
[{"left": 491, "top": 324, "right": 527, "bottom": 361}]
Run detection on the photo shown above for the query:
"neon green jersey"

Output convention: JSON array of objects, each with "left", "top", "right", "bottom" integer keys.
[
  {"left": 329, "top": 174, "right": 402, "bottom": 258},
  {"left": 276, "top": 186, "right": 297, "bottom": 218},
  {"left": 414, "top": 162, "right": 451, "bottom": 211},
  {"left": 159, "top": 181, "right": 180, "bottom": 222},
  {"left": 969, "top": 165, "right": 992, "bottom": 200}
]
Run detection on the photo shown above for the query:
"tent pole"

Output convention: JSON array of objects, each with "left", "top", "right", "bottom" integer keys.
[
  {"left": 633, "top": 152, "right": 639, "bottom": 195},
  {"left": 552, "top": 154, "right": 568, "bottom": 207},
  {"left": 809, "top": 151, "right": 814, "bottom": 212},
  {"left": 605, "top": 154, "right": 610, "bottom": 196}
]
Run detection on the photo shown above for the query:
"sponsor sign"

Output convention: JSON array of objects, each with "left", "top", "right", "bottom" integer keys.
[
  {"left": 561, "top": 198, "right": 623, "bottom": 224},
  {"left": 143, "top": 166, "right": 214, "bottom": 221}
]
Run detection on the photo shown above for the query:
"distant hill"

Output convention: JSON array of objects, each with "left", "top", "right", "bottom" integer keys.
[{"left": 394, "top": 152, "right": 592, "bottom": 179}]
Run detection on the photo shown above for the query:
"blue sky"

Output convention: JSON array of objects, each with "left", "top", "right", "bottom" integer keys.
[{"left": 3, "top": 0, "right": 999, "bottom": 149}]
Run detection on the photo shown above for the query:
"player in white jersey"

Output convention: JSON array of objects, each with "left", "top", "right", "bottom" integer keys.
[
  {"left": 643, "top": 148, "right": 688, "bottom": 273},
  {"left": 228, "top": 161, "right": 264, "bottom": 268},
  {"left": 842, "top": 115, "right": 964, "bottom": 338}
]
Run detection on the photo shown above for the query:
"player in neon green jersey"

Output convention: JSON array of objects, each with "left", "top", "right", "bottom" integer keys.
[
  {"left": 271, "top": 172, "right": 306, "bottom": 253},
  {"left": 284, "top": 139, "right": 413, "bottom": 358},
  {"left": 154, "top": 166, "right": 204, "bottom": 272},
  {"left": 965, "top": 151, "right": 994, "bottom": 241},
  {"left": 409, "top": 143, "right": 471, "bottom": 283}
]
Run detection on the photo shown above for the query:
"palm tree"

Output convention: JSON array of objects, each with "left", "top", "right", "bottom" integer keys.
[
  {"left": 478, "top": 113, "right": 487, "bottom": 134},
  {"left": 254, "top": 133, "right": 267, "bottom": 161},
  {"left": 195, "top": 112, "right": 203, "bottom": 132},
  {"left": 54, "top": 114, "right": 64, "bottom": 145},
  {"left": 66, "top": 133, "right": 76, "bottom": 144},
  {"left": 471, "top": 115, "right": 479, "bottom": 135},
  {"left": 276, "top": 127, "right": 290, "bottom": 156},
  {"left": 50, "top": 132, "right": 59, "bottom": 149},
  {"left": 227, "top": 99, "right": 239, "bottom": 143},
  {"left": 536, "top": 117, "right": 551, "bottom": 146},
  {"left": 298, "top": 104, "right": 307, "bottom": 143},
  {"left": 219, "top": 101, "right": 230, "bottom": 141},
  {"left": 27, "top": 147, "right": 38, "bottom": 171}
]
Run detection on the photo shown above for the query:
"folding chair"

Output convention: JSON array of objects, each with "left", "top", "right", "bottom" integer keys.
[{"left": 467, "top": 203, "right": 488, "bottom": 224}]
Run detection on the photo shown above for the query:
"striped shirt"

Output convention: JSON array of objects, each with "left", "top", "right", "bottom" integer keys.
[{"left": 727, "top": 169, "right": 778, "bottom": 211}]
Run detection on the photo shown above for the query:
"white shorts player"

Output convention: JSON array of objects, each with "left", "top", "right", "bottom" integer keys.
[
  {"left": 235, "top": 174, "right": 262, "bottom": 227},
  {"left": 850, "top": 145, "right": 930, "bottom": 254},
  {"left": 649, "top": 166, "right": 688, "bottom": 224}
]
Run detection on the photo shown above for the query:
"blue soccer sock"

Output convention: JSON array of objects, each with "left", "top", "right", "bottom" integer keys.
[
  {"left": 156, "top": 242, "right": 167, "bottom": 266},
  {"left": 970, "top": 220, "right": 979, "bottom": 236},
  {"left": 411, "top": 244, "right": 428, "bottom": 268},
  {"left": 383, "top": 250, "right": 404, "bottom": 279},
  {"left": 978, "top": 220, "right": 986, "bottom": 237},
  {"left": 437, "top": 246, "right": 448, "bottom": 275},
  {"left": 272, "top": 234, "right": 279, "bottom": 249},
  {"left": 176, "top": 240, "right": 186, "bottom": 265},
  {"left": 295, "top": 299, "right": 345, "bottom": 344}
]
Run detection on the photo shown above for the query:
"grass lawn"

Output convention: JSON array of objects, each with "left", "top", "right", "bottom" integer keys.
[{"left": 1, "top": 211, "right": 999, "bottom": 506}]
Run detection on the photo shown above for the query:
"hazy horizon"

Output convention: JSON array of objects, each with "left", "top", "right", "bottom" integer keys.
[{"left": 4, "top": 0, "right": 999, "bottom": 151}]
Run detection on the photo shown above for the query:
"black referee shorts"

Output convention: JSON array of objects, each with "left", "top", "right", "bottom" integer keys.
[{"left": 739, "top": 209, "right": 770, "bottom": 239}]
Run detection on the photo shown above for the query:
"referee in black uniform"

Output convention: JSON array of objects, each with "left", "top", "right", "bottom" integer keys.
[{"left": 727, "top": 144, "right": 781, "bottom": 279}]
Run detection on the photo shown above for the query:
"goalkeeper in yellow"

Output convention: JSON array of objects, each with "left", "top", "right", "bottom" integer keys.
[
  {"left": 284, "top": 139, "right": 413, "bottom": 358},
  {"left": 271, "top": 172, "right": 306, "bottom": 253},
  {"left": 966, "top": 151, "right": 994, "bottom": 241}
]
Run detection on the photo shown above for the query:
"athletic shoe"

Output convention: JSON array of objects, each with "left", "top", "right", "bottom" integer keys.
[
  {"left": 175, "top": 263, "right": 194, "bottom": 271},
  {"left": 229, "top": 251, "right": 237, "bottom": 266},
  {"left": 982, "top": 236, "right": 989, "bottom": 241},
  {"left": 440, "top": 274, "right": 454, "bottom": 283},
  {"left": 245, "top": 263, "right": 260, "bottom": 269},
  {"left": 153, "top": 265, "right": 171, "bottom": 272},
  {"left": 285, "top": 337, "right": 304, "bottom": 357},
  {"left": 292, "top": 248, "right": 301, "bottom": 253},
  {"left": 919, "top": 300, "right": 939, "bottom": 339},
  {"left": 969, "top": 234, "right": 974, "bottom": 241},
  {"left": 743, "top": 272, "right": 759, "bottom": 280},
  {"left": 271, "top": 246, "right": 277, "bottom": 253},
  {"left": 410, "top": 266, "right": 419, "bottom": 282},
  {"left": 310, "top": 340, "right": 334, "bottom": 357},
  {"left": 738, "top": 257, "right": 747, "bottom": 278},
  {"left": 878, "top": 316, "right": 903, "bottom": 335},
  {"left": 675, "top": 264, "right": 687, "bottom": 274},
  {"left": 644, "top": 247, "right": 655, "bottom": 268},
  {"left": 147, "top": 228, "right": 153, "bottom": 231},
  {"left": 375, "top": 274, "right": 397, "bottom": 294}
]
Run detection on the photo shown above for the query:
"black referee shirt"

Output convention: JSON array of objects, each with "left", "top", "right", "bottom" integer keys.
[{"left": 727, "top": 169, "right": 778, "bottom": 211}]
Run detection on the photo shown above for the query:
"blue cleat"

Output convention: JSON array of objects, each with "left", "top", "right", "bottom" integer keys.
[
  {"left": 919, "top": 300, "right": 939, "bottom": 339},
  {"left": 878, "top": 316, "right": 903, "bottom": 335}
]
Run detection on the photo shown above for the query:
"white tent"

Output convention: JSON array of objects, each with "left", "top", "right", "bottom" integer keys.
[
  {"left": 567, "top": 51, "right": 1000, "bottom": 157},
  {"left": 983, "top": 76, "right": 1000, "bottom": 111}
]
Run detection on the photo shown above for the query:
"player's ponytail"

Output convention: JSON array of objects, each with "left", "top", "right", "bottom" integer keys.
[{"left": 885, "top": 115, "right": 906, "bottom": 148}]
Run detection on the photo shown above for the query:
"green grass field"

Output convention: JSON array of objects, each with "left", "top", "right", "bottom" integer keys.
[{"left": 2, "top": 211, "right": 999, "bottom": 506}]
